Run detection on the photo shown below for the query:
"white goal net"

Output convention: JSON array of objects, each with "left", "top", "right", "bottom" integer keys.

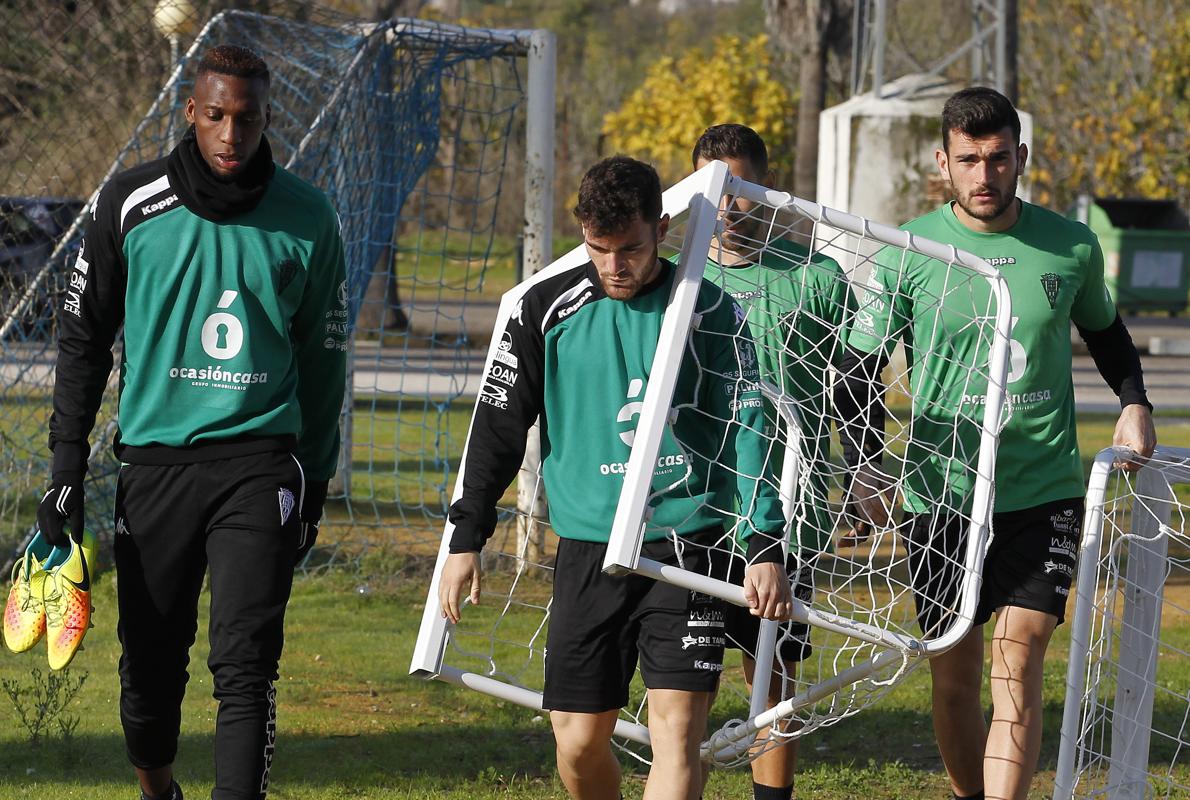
[
  {"left": 411, "top": 160, "right": 1014, "bottom": 767},
  {"left": 1055, "top": 445, "right": 1190, "bottom": 800}
]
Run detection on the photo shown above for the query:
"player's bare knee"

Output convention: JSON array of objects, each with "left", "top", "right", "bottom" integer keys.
[{"left": 553, "top": 730, "right": 612, "bottom": 772}]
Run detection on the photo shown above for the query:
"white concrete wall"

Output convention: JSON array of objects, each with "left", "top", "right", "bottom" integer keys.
[{"left": 815, "top": 73, "right": 1033, "bottom": 284}]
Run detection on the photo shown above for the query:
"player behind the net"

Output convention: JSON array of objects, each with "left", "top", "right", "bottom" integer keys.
[
  {"left": 692, "top": 123, "right": 853, "bottom": 800},
  {"left": 439, "top": 155, "right": 792, "bottom": 800},
  {"left": 836, "top": 86, "right": 1155, "bottom": 800}
]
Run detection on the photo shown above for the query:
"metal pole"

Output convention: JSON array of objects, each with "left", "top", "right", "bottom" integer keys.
[
  {"left": 871, "top": 0, "right": 887, "bottom": 99},
  {"left": 971, "top": 2, "right": 984, "bottom": 84},
  {"left": 516, "top": 29, "right": 555, "bottom": 564},
  {"left": 849, "top": 0, "right": 864, "bottom": 96},
  {"left": 994, "top": 0, "right": 1007, "bottom": 96},
  {"left": 168, "top": 34, "right": 180, "bottom": 148}
]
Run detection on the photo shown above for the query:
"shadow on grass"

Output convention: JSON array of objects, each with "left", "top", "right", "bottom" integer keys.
[
  {"left": 2, "top": 699, "right": 1184, "bottom": 792},
  {"left": 1, "top": 724, "right": 557, "bottom": 789}
]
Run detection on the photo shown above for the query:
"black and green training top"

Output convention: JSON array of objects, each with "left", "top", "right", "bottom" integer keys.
[
  {"left": 447, "top": 259, "right": 786, "bottom": 557},
  {"left": 48, "top": 154, "right": 348, "bottom": 481}
]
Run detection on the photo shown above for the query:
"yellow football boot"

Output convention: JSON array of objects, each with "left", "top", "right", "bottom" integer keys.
[
  {"left": 42, "top": 528, "right": 97, "bottom": 671},
  {"left": 3, "top": 531, "right": 54, "bottom": 653}
]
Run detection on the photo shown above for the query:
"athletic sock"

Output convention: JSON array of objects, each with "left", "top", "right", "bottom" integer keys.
[
  {"left": 141, "top": 780, "right": 182, "bottom": 800},
  {"left": 953, "top": 792, "right": 984, "bottom": 800},
  {"left": 753, "top": 781, "right": 794, "bottom": 800}
]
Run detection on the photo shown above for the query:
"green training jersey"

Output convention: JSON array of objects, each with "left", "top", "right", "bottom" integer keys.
[
  {"left": 705, "top": 237, "right": 852, "bottom": 552},
  {"left": 847, "top": 201, "right": 1115, "bottom": 513},
  {"left": 449, "top": 259, "right": 787, "bottom": 552},
  {"left": 50, "top": 157, "right": 348, "bottom": 480}
]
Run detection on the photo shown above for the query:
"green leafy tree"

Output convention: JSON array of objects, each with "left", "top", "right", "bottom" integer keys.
[
  {"left": 602, "top": 34, "right": 794, "bottom": 184},
  {"left": 1020, "top": 1, "right": 1189, "bottom": 210}
]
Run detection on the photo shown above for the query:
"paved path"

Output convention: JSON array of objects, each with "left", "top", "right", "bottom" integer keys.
[{"left": 4, "top": 312, "right": 1188, "bottom": 413}]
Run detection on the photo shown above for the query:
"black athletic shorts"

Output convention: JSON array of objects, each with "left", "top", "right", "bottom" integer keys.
[
  {"left": 543, "top": 528, "right": 726, "bottom": 713},
  {"left": 716, "top": 551, "right": 813, "bottom": 664},
  {"left": 906, "top": 496, "right": 1084, "bottom": 637}
]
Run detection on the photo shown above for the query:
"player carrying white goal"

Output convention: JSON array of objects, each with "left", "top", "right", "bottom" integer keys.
[
  {"left": 836, "top": 86, "right": 1156, "bottom": 800},
  {"left": 692, "top": 123, "right": 852, "bottom": 800},
  {"left": 438, "top": 156, "right": 792, "bottom": 800}
]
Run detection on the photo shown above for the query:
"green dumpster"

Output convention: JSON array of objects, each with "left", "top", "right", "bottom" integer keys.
[{"left": 1073, "top": 196, "right": 1190, "bottom": 315}]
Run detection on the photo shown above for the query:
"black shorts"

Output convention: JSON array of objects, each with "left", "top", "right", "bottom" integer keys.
[
  {"left": 906, "top": 497, "right": 1084, "bottom": 637},
  {"left": 717, "top": 551, "right": 813, "bottom": 664},
  {"left": 543, "top": 528, "right": 726, "bottom": 714}
]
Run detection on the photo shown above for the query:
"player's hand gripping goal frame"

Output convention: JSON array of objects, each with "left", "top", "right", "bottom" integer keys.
[{"left": 410, "top": 160, "right": 1014, "bottom": 765}]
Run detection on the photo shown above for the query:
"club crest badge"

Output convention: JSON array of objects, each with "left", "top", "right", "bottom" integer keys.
[
  {"left": 1040, "top": 272, "right": 1062, "bottom": 310},
  {"left": 279, "top": 488, "right": 295, "bottom": 525}
]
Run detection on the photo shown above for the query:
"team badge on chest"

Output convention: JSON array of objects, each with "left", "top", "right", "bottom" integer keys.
[{"left": 1040, "top": 272, "right": 1062, "bottom": 310}]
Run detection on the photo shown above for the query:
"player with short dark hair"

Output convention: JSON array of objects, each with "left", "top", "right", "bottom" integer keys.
[
  {"left": 38, "top": 44, "right": 347, "bottom": 800},
  {"left": 838, "top": 86, "right": 1155, "bottom": 800},
  {"left": 439, "top": 155, "right": 792, "bottom": 800},
  {"left": 693, "top": 123, "right": 852, "bottom": 800}
]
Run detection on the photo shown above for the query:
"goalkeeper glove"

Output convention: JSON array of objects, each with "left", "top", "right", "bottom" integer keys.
[
  {"left": 37, "top": 473, "right": 85, "bottom": 548},
  {"left": 297, "top": 479, "right": 328, "bottom": 564}
]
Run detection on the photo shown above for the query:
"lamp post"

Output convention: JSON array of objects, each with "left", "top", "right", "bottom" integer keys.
[{"left": 152, "top": 0, "right": 197, "bottom": 149}]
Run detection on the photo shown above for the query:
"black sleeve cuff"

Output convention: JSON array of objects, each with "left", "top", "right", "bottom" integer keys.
[
  {"left": 448, "top": 527, "right": 484, "bottom": 554},
  {"left": 744, "top": 530, "right": 785, "bottom": 565},
  {"left": 51, "top": 440, "right": 89, "bottom": 479}
]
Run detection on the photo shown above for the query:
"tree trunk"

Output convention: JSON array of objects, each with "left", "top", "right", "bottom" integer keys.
[
  {"left": 1003, "top": 0, "right": 1019, "bottom": 104},
  {"left": 795, "top": 43, "right": 827, "bottom": 201}
]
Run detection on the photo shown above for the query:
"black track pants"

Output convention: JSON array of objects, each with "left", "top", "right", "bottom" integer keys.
[{"left": 113, "top": 451, "right": 304, "bottom": 800}]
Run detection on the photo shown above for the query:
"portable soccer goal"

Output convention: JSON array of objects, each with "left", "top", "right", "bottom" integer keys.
[
  {"left": 1054, "top": 445, "right": 1190, "bottom": 799},
  {"left": 411, "top": 159, "right": 1015, "bottom": 766}
]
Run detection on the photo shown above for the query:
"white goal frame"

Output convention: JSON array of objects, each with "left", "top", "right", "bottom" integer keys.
[
  {"left": 1054, "top": 445, "right": 1190, "bottom": 800},
  {"left": 410, "top": 161, "right": 1013, "bottom": 761}
]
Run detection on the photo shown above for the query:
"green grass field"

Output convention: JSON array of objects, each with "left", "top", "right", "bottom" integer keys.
[
  {"left": 0, "top": 571, "right": 1186, "bottom": 799},
  {"left": 1, "top": 408, "right": 1188, "bottom": 798}
]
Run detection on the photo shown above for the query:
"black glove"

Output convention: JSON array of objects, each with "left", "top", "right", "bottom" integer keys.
[
  {"left": 297, "top": 479, "right": 328, "bottom": 564},
  {"left": 37, "top": 473, "right": 85, "bottom": 548}
]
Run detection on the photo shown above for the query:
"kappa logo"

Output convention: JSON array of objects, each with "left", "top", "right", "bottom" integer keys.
[
  {"left": 512, "top": 299, "right": 525, "bottom": 326},
  {"left": 986, "top": 256, "right": 1017, "bottom": 267},
  {"left": 693, "top": 659, "right": 724, "bottom": 673},
  {"left": 141, "top": 194, "right": 179, "bottom": 216},
  {"left": 337, "top": 280, "right": 349, "bottom": 309},
  {"left": 279, "top": 488, "right": 295, "bottom": 526},
  {"left": 557, "top": 290, "right": 593, "bottom": 320},
  {"left": 1040, "top": 272, "right": 1062, "bottom": 310},
  {"left": 116, "top": 517, "right": 132, "bottom": 536}
]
